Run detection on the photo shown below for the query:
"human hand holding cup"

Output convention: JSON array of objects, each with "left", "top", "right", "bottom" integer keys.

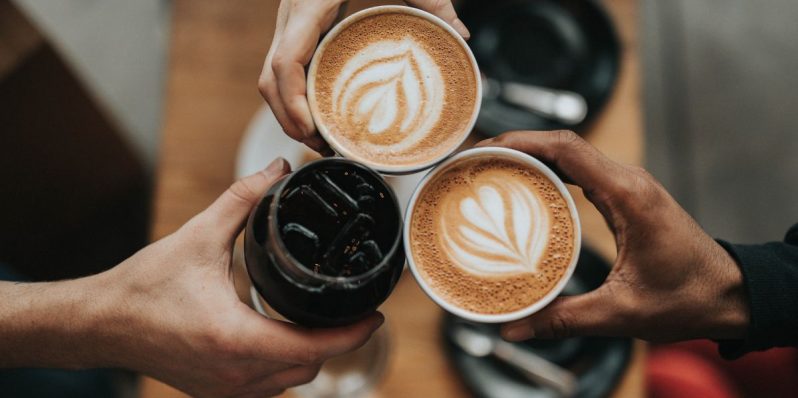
[
  {"left": 475, "top": 131, "right": 748, "bottom": 343},
  {"left": 259, "top": 0, "right": 471, "bottom": 155}
]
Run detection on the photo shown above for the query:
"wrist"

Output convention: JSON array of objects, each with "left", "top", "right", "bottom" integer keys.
[
  {"left": 46, "top": 271, "right": 126, "bottom": 369},
  {"left": 78, "top": 265, "right": 155, "bottom": 370},
  {"left": 705, "top": 242, "right": 750, "bottom": 340},
  {"left": 73, "top": 269, "right": 128, "bottom": 368}
]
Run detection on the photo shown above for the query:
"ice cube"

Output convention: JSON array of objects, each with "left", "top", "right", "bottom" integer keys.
[
  {"left": 359, "top": 240, "right": 383, "bottom": 263},
  {"left": 357, "top": 194, "right": 376, "bottom": 208},
  {"left": 351, "top": 173, "right": 379, "bottom": 210},
  {"left": 313, "top": 171, "right": 359, "bottom": 213},
  {"left": 345, "top": 252, "right": 370, "bottom": 276},
  {"left": 320, "top": 213, "right": 375, "bottom": 271},
  {"left": 343, "top": 239, "right": 384, "bottom": 276},
  {"left": 281, "top": 222, "right": 320, "bottom": 265},
  {"left": 284, "top": 184, "right": 339, "bottom": 218}
]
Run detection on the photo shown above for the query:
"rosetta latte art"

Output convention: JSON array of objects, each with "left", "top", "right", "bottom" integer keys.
[
  {"left": 441, "top": 181, "right": 550, "bottom": 276},
  {"left": 331, "top": 38, "right": 445, "bottom": 151}
]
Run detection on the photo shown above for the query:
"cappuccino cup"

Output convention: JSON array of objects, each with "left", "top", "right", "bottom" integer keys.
[
  {"left": 404, "top": 147, "right": 581, "bottom": 323},
  {"left": 307, "top": 6, "right": 482, "bottom": 175}
]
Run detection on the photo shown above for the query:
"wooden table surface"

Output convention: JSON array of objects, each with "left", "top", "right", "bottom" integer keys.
[{"left": 141, "top": 0, "right": 645, "bottom": 397}]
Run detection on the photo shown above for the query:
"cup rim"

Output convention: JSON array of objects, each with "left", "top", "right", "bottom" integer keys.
[
  {"left": 402, "top": 147, "right": 582, "bottom": 323},
  {"left": 307, "top": 5, "right": 482, "bottom": 175}
]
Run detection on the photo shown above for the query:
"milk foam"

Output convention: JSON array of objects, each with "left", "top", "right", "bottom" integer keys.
[
  {"left": 442, "top": 181, "right": 550, "bottom": 276},
  {"left": 331, "top": 38, "right": 444, "bottom": 152},
  {"left": 311, "top": 11, "right": 478, "bottom": 169}
]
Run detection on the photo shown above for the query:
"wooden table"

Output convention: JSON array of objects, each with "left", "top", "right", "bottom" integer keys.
[{"left": 142, "top": 0, "right": 645, "bottom": 396}]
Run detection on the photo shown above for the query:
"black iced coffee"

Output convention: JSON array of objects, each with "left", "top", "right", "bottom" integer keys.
[{"left": 245, "top": 158, "right": 403, "bottom": 327}]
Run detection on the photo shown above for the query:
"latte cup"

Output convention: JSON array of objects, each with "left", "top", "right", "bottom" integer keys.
[
  {"left": 404, "top": 147, "right": 582, "bottom": 323},
  {"left": 307, "top": 6, "right": 482, "bottom": 175}
]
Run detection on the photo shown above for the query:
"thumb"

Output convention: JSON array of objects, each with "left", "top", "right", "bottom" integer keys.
[
  {"left": 199, "top": 158, "right": 291, "bottom": 241},
  {"left": 500, "top": 286, "right": 624, "bottom": 340},
  {"left": 406, "top": 0, "right": 470, "bottom": 39}
]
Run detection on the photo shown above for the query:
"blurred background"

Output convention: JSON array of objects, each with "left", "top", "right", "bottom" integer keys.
[
  {"left": 643, "top": 0, "right": 798, "bottom": 243},
  {"left": 1, "top": 0, "right": 167, "bottom": 281},
  {"left": 1, "top": 0, "right": 796, "bottom": 397}
]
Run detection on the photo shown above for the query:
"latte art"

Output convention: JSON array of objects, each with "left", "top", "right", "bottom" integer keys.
[
  {"left": 442, "top": 182, "right": 550, "bottom": 276},
  {"left": 333, "top": 39, "right": 444, "bottom": 149},
  {"left": 409, "top": 155, "right": 577, "bottom": 315},
  {"left": 309, "top": 9, "right": 479, "bottom": 171}
]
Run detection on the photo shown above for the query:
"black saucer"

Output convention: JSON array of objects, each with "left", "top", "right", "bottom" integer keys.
[
  {"left": 442, "top": 246, "right": 632, "bottom": 398},
  {"left": 457, "top": 0, "right": 620, "bottom": 135}
]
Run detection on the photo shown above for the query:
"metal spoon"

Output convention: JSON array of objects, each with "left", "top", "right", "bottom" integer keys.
[
  {"left": 482, "top": 75, "right": 588, "bottom": 125},
  {"left": 451, "top": 325, "right": 578, "bottom": 397}
]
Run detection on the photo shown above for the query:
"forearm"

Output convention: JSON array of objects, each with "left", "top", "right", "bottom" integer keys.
[{"left": 0, "top": 273, "right": 115, "bottom": 369}]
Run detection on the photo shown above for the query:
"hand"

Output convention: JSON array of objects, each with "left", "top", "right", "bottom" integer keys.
[
  {"left": 258, "top": 0, "right": 470, "bottom": 154},
  {"left": 476, "top": 131, "right": 750, "bottom": 343},
  {"left": 0, "top": 158, "right": 384, "bottom": 398},
  {"left": 106, "top": 158, "right": 384, "bottom": 397}
]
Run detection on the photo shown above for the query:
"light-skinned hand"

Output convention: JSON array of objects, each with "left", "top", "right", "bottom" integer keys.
[
  {"left": 258, "top": 0, "right": 470, "bottom": 154},
  {"left": 0, "top": 158, "right": 384, "bottom": 398}
]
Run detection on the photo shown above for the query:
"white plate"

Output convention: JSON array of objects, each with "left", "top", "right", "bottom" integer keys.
[{"left": 235, "top": 106, "right": 425, "bottom": 215}]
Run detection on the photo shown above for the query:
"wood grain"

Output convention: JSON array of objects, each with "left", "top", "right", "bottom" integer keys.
[{"left": 142, "top": 0, "right": 644, "bottom": 396}]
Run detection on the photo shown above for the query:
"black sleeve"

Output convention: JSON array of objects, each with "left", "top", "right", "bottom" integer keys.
[{"left": 714, "top": 223, "right": 798, "bottom": 359}]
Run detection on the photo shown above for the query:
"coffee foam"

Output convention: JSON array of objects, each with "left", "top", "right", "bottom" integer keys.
[
  {"left": 312, "top": 12, "right": 478, "bottom": 169},
  {"left": 410, "top": 157, "right": 576, "bottom": 314}
]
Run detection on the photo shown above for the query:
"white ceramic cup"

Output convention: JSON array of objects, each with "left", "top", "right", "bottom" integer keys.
[
  {"left": 307, "top": 5, "right": 482, "bottom": 175},
  {"left": 403, "top": 147, "right": 582, "bottom": 323}
]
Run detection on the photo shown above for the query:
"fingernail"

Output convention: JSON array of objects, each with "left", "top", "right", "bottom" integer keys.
[
  {"left": 502, "top": 324, "right": 533, "bottom": 342},
  {"left": 265, "top": 157, "right": 288, "bottom": 174},
  {"left": 372, "top": 313, "right": 385, "bottom": 330},
  {"left": 475, "top": 138, "right": 494, "bottom": 147},
  {"left": 453, "top": 19, "right": 471, "bottom": 40}
]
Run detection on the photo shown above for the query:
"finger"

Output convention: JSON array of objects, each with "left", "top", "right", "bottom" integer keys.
[
  {"left": 302, "top": 135, "right": 334, "bottom": 156},
  {"left": 259, "top": 66, "right": 305, "bottom": 141},
  {"left": 262, "top": 82, "right": 333, "bottom": 157},
  {"left": 249, "top": 364, "right": 322, "bottom": 393},
  {"left": 406, "top": 0, "right": 470, "bottom": 39},
  {"left": 237, "top": 388, "right": 285, "bottom": 398},
  {"left": 272, "top": 4, "right": 340, "bottom": 139},
  {"left": 259, "top": 0, "right": 305, "bottom": 141},
  {"left": 243, "top": 312, "right": 384, "bottom": 365},
  {"left": 500, "top": 287, "right": 624, "bottom": 340},
  {"left": 476, "top": 130, "right": 633, "bottom": 208},
  {"left": 200, "top": 158, "right": 291, "bottom": 240}
]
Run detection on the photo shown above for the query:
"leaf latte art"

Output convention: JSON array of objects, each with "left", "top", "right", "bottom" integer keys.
[
  {"left": 332, "top": 39, "right": 444, "bottom": 148},
  {"left": 310, "top": 11, "right": 479, "bottom": 169},
  {"left": 441, "top": 182, "right": 550, "bottom": 276}
]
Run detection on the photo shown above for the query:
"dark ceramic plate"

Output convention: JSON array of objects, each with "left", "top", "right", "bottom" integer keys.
[
  {"left": 442, "top": 246, "right": 632, "bottom": 398},
  {"left": 457, "top": 0, "right": 620, "bottom": 136}
]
